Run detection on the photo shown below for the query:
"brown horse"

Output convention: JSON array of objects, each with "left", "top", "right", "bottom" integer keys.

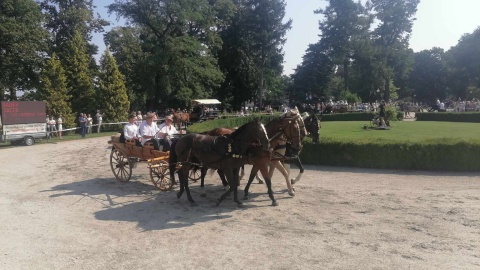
[
  {"left": 172, "top": 111, "right": 190, "bottom": 129},
  {"left": 243, "top": 114, "right": 303, "bottom": 200},
  {"left": 169, "top": 119, "right": 270, "bottom": 206}
]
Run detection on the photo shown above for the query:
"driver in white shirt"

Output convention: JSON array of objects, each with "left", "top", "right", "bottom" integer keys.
[{"left": 158, "top": 115, "right": 177, "bottom": 151}]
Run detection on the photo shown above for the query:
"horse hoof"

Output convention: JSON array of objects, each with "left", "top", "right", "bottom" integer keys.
[
  {"left": 271, "top": 201, "right": 279, "bottom": 206},
  {"left": 200, "top": 193, "right": 207, "bottom": 198},
  {"left": 243, "top": 196, "right": 250, "bottom": 201},
  {"left": 288, "top": 191, "right": 295, "bottom": 197},
  {"left": 191, "top": 202, "right": 198, "bottom": 207},
  {"left": 215, "top": 200, "right": 221, "bottom": 207},
  {"left": 237, "top": 203, "right": 244, "bottom": 208},
  {"left": 257, "top": 180, "right": 264, "bottom": 184},
  {"left": 176, "top": 192, "right": 182, "bottom": 199},
  {"left": 290, "top": 179, "right": 296, "bottom": 185}
]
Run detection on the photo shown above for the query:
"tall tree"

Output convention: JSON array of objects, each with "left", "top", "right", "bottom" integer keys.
[
  {"left": 104, "top": 26, "right": 149, "bottom": 111},
  {"left": 0, "top": 0, "right": 47, "bottom": 101},
  {"left": 40, "top": 0, "right": 108, "bottom": 57},
  {"left": 108, "top": 0, "right": 225, "bottom": 110},
  {"left": 243, "top": 0, "right": 291, "bottom": 108},
  {"left": 448, "top": 27, "right": 480, "bottom": 99},
  {"left": 291, "top": 43, "right": 335, "bottom": 103},
  {"left": 407, "top": 48, "right": 448, "bottom": 104},
  {"left": 97, "top": 50, "right": 130, "bottom": 123},
  {"left": 315, "top": 0, "right": 371, "bottom": 92},
  {"left": 62, "top": 31, "right": 96, "bottom": 115},
  {"left": 368, "top": 0, "right": 420, "bottom": 101},
  {"left": 37, "top": 53, "right": 75, "bottom": 128}
]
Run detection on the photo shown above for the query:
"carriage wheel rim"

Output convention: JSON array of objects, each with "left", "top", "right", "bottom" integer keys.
[
  {"left": 150, "top": 161, "right": 173, "bottom": 191},
  {"left": 110, "top": 148, "right": 132, "bottom": 182}
]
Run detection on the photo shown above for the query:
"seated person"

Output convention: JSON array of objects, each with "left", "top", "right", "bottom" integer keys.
[
  {"left": 139, "top": 113, "right": 160, "bottom": 150},
  {"left": 158, "top": 115, "right": 178, "bottom": 151},
  {"left": 124, "top": 113, "right": 142, "bottom": 147}
]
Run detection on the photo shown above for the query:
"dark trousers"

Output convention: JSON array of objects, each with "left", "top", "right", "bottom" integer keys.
[{"left": 143, "top": 139, "right": 160, "bottom": 150}]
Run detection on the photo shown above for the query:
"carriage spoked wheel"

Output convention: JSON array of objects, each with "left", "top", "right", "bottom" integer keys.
[
  {"left": 188, "top": 166, "right": 202, "bottom": 182},
  {"left": 110, "top": 148, "right": 132, "bottom": 182},
  {"left": 149, "top": 160, "right": 174, "bottom": 191}
]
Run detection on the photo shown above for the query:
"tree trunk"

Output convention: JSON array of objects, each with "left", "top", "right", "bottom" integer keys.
[
  {"left": 258, "top": 64, "right": 264, "bottom": 109},
  {"left": 384, "top": 77, "right": 390, "bottom": 102},
  {"left": 9, "top": 87, "right": 17, "bottom": 101},
  {"left": 343, "top": 58, "right": 349, "bottom": 92}
]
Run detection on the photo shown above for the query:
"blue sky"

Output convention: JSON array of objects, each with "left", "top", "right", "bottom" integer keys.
[{"left": 92, "top": 0, "right": 480, "bottom": 75}]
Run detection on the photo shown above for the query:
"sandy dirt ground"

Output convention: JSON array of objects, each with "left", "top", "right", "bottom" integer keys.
[{"left": 1, "top": 136, "right": 479, "bottom": 270}]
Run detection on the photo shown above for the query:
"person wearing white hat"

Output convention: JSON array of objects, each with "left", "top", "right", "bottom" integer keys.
[
  {"left": 158, "top": 115, "right": 177, "bottom": 151},
  {"left": 139, "top": 113, "right": 160, "bottom": 150}
]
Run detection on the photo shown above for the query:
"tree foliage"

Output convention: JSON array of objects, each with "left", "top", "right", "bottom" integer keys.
[
  {"left": 97, "top": 50, "right": 130, "bottom": 123},
  {"left": 62, "top": 31, "right": 96, "bottom": 115},
  {"left": 0, "top": 0, "right": 47, "bottom": 100},
  {"left": 37, "top": 53, "right": 75, "bottom": 128}
]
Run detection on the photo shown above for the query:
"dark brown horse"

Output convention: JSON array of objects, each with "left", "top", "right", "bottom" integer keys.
[{"left": 169, "top": 119, "right": 270, "bottom": 206}]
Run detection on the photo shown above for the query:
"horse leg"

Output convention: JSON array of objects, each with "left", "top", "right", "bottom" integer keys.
[
  {"left": 182, "top": 167, "right": 197, "bottom": 206},
  {"left": 243, "top": 165, "right": 259, "bottom": 200},
  {"left": 217, "top": 169, "right": 229, "bottom": 189},
  {"left": 239, "top": 165, "right": 245, "bottom": 180},
  {"left": 291, "top": 156, "right": 305, "bottom": 185},
  {"left": 200, "top": 166, "right": 208, "bottom": 197},
  {"left": 216, "top": 169, "right": 235, "bottom": 206},
  {"left": 271, "top": 160, "right": 294, "bottom": 196},
  {"left": 259, "top": 164, "right": 278, "bottom": 206},
  {"left": 176, "top": 167, "right": 185, "bottom": 199},
  {"left": 232, "top": 167, "right": 243, "bottom": 206},
  {"left": 255, "top": 173, "right": 264, "bottom": 184}
]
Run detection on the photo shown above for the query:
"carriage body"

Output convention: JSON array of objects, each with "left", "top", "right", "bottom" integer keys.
[{"left": 107, "top": 136, "right": 202, "bottom": 191}]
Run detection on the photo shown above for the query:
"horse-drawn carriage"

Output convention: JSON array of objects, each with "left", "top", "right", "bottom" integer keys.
[{"left": 108, "top": 136, "right": 201, "bottom": 191}]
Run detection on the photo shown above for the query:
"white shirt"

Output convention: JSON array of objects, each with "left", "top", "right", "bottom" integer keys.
[
  {"left": 439, "top": 102, "right": 445, "bottom": 110},
  {"left": 124, "top": 123, "right": 140, "bottom": 140},
  {"left": 158, "top": 123, "right": 177, "bottom": 139},
  {"left": 139, "top": 121, "right": 160, "bottom": 146},
  {"left": 57, "top": 117, "right": 63, "bottom": 124}
]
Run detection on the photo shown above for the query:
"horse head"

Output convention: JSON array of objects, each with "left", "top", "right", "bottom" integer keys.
[
  {"left": 279, "top": 116, "right": 302, "bottom": 156},
  {"left": 230, "top": 119, "right": 270, "bottom": 152}
]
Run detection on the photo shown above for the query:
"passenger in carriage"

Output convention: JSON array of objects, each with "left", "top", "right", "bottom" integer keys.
[
  {"left": 124, "top": 113, "right": 142, "bottom": 147},
  {"left": 158, "top": 115, "right": 178, "bottom": 151},
  {"left": 139, "top": 113, "right": 160, "bottom": 150}
]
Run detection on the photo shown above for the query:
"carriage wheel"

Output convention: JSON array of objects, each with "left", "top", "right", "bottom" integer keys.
[
  {"left": 188, "top": 166, "right": 202, "bottom": 182},
  {"left": 150, "top": 160, "right": 174, "bottom": 191},
  {"left": 110, "top": 148, "right": 132, "bottom": 182}
]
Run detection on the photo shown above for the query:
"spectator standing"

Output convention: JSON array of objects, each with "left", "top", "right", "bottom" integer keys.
[
  {"left": 49, "top": 116, "right": 57, "bottom": 138},
  {"left": 86, "top": 114, "right": 93, "bottom": 134},
  {"left": 79, "top": 113, "right": 87, "bottom": 138},
  {"left": 95, "top": 110, "right": 104, "bottom": 133},
  {"left": 57, "top": 115, "right": 63, "bottom": 139},
  {"left": 137, "top": 111, "right": 143, "bottom": 121}
]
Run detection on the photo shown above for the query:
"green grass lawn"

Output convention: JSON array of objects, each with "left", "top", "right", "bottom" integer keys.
[{"left": 320, "top": 121, "right": 480, "bottom": 143}]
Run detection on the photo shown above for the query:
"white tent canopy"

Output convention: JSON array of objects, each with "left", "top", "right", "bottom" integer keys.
[{"left": 192, "top": 99, "right": 221, "bottom": 105}]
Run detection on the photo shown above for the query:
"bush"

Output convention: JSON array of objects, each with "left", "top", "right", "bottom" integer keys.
[
  {"left": 300, "top": 137, "right": 480, "bottom": 171},
  {"left": 416, "top": 112, "right": 480, "bottom": 122}
]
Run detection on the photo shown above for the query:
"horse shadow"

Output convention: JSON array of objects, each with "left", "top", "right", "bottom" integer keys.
[{"left": 43, "top": 177, "right": 249, "bottom": 231}]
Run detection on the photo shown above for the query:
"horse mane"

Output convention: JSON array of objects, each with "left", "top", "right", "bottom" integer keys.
[{"left": 230, "top": 119, "right": 255, "bottom": 138}]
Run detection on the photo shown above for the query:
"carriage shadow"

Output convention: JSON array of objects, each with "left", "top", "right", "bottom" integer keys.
[{"left": 44, "top": 177, "right": 272, "bottom": 231}]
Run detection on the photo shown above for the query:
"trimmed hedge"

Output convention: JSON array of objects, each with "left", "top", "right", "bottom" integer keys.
[
  {"left": 187, "top": 114, "right": 480, "bottom": 171},
  {"left": 416, "top": 112, "right": 480, "bottom": 122},
  {"left": 300, "top": 138, "right": 480, "bottom": 171}
]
